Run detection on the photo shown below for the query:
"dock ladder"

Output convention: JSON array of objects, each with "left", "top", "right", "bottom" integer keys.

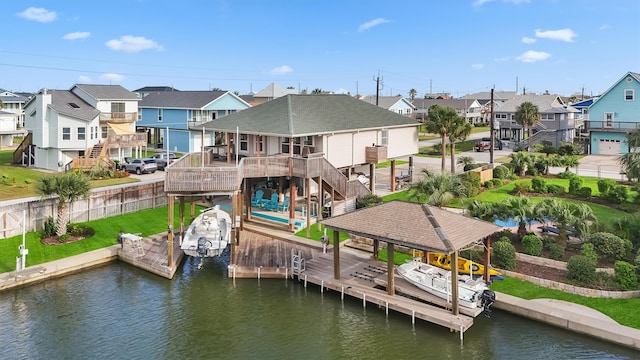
[{"left": 291, "top": 249, "right": 305, "bottom": 278}]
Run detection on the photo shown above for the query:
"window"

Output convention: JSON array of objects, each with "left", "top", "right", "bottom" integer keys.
[
  {"left": 158, "top": 109, "right": 163, "bottom": 122},
  {"left": 281, "top": 137, "right": 304, "bottom": 154},
  {"left": 240, "top": 134, "right": 248, "bottom": 151},
  {"left": 111, "top": 102, "right": 125, "bottom": 118},
  {"left": 624, "top": 89, "right": 634, "bottom": 101},
  {"left": 62, "top": 127, "right": 71, "bottom": 140},
  {"left": 68, "top": 102, "right": 80, "bottom": 108},
  {"left": 101, "top": 126, "right": 108, "bottom": 139},
  {"left": 77, "top": 127, "right": 85, "bottom": 140},
  {"left": 93, "top": 126, "right": 98, "bottom": 139},
  {"left": 211, "top": 112, "right": 217, "bottom": 121},
  {"left": 604, "top": 112, "right": 614, "bottom": 127},
  {"left": 541, "top": 114, "right": 554, "bottom": 121},
  {"left": 381, "top": 129, "right": 389, "bottom": 146}
]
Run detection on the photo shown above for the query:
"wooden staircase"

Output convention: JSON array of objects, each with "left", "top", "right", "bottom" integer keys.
[
  {"left": 12, "top": 132, "right": 34, "bottom": 165},
  {"left": 71, "top": 140, "right": 115, "bottom": 171}
]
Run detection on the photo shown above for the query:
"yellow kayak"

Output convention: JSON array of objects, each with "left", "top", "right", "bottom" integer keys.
[{"left": 427, "top": 252, "right": 503, "bottom": 279}]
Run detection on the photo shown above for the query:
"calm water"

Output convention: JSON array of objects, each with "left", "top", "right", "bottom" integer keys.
[{"left": 0, "top": 257, "right": 637, "bottom": 360}]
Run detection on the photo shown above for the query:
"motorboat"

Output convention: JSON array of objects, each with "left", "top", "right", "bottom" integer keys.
[
  {"left": 427, "top": 252, "right": 504, "bottom": 280},
  {"left": 181, "top": 206, "right": 232, "bottom": 265},
  {"left": 396, "top": 258, "right": 495, "bottom": 314}
]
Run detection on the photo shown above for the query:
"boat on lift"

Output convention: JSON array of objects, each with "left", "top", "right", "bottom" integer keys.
[
  {"left": 427, "top": 252, "right": 504, "bottom": 280},
  {"left": 396, "top": 258, "right": 495, "bottom": 314},
  {"left": 181, "top": 205, "right": 232, "bottom": 266}
]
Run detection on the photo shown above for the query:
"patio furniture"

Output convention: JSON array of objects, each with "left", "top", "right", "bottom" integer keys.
[
  {"left": 262, "top": 193, "right": 279, "bottom": 211},
  {"left": 251, "top": 190, "right": 264, "bottom": 207},
  {"left": 277, "top": 196, "right": 290, "bottom": 213}
]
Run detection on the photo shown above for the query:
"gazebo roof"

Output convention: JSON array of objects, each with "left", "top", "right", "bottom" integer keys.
[{"left": 321, "top": 200, "right": 502, "bottom": 253}]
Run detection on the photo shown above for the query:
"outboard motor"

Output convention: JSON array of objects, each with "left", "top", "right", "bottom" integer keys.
[
  {"left": 197, "top": 237, "right": 208, "bottom": 257},
  {"left": 481, "top": 290, "right": 496, "bottom": 318}
]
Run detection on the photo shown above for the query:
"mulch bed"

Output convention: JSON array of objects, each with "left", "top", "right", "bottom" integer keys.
[
  {"left": 40, "top": 236, "right": 87, "bottom": 245},
  {"left": 512, "top": 260, "right": 567, "bottom": 283}
]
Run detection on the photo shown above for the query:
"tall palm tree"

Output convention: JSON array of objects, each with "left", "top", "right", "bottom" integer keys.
[
  {"left": 425, "top": 105, "right": 459, "bottom": 171},
  {"left": 447, "top": 116, "right": 473, "bottom": 174},
  {"left": 408, "top": 169, "right": 468, "bottom": 207},
  {"left": 409, "top": 89, "right": 417, "bottom": 101},
  {"left": 514, "top": 101, "right": 540, "bottom": 150},
  {"left": 508, "top": 151, "right": 533, "bottom": 176},
  {"left": 495, "top": 196, "right": 533, "bottom": 239},
  {"left": 618, "top": 128, "right": 640, "bottom": 183},
  {"left": 35, "top": 172, "right": 91, "bottom": 236}
]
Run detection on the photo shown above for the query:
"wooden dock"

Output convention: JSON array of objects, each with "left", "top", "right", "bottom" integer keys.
[
  {"left": 118, "top": 232, "right": 184, "bottom": 279},
  {"left": 229, "top": 227, "right": 477, "bottom": 335}
]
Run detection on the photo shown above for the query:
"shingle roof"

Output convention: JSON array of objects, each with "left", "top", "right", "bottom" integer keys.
[
  {"left": 253, "top": 83, "right": 298, "bottom": 98},
  {"left": 73, "top": 84, "right": 139, "bottom": 100},
  {"left": 460, "top": 91, "right": 517, "bottom": 101},
  {"left": 360, "top": 95, "right": 413, "bottom": 110},
  {"left": 49, "top": 90, "right": 100, "bottom": 121},
  {"left": 496, "top": 94, "right": 576, "bottom": 113},
  {"left": 412, "top": 98, "right": 477, "bottom": 110},
  {"left": 195, "top": 94, "right": 420, "bottom": 137},
  {"left": 139, "top": 90, "right": 228, "bottom": 109},
  {"left": 133, "top": 86, "right": 179, "bottom": 93},
  {"left": 321, "top": 201, "right": 501, "bottom": 253}
]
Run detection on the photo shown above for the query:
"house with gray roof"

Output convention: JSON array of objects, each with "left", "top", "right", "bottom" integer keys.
[
  {"left": 252, "top": 83, "right": 298, "bottom": 105},
  {"left": 360, "top": 95, "right": 416, "bottom": 118},
  {"left": 412, "top": 98, "right": 483, "bottom": 125},
  {"left": 0, "top": 109, "right": 23, "bottom": 147},
  {"left": 493, "top": 94, "right": 578, "bottom": 148},
  {"left": 138, "top": 90, "right": 251, "bottom": 153},
  {"left": 19, "top": 84, "right": 144, "bottom": 171},
  {"left": 0, "top": 89, "right": 31, "bottom": 128}
]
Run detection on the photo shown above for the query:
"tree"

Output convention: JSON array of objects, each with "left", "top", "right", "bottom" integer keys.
[
  {"left": 533, "top": 198, "right": 595, "bottom": 246},
  {"left": 495, "top": 196, "right": 533, "bottom": 239},
  {"left": 619, "top": 128, "right": 640, "bottom": 183},
  {"left": 557, "top": 155, "right": 580, "bottom": 173},
  {"left": 425, "top": 105, "right": 460, "bottom": 171},
  {"left": 447, "top": 116, "right": 473, "bottom": 173},
  {"left": 408, "top": 169, "right": 468, "bottom": 207},
  {"left": 409, "top": 89, "right": 417, "bottom": 101},
  {"left": 508, "top": 151, "right": 533, "bottom": 176},
  {"left": 457, "top": 156, "right": 476, "bottom": 171},
  {"left": 514, "top": 101, "right": 540, "bottom": 150},
  {"left": 35, "top": 172, "right": 91, "bottom": 236},
  {"left": 311, "top": 88, "right": 324, "bottom": 94}
]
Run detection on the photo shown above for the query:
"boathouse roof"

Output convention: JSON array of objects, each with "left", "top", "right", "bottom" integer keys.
[{"left": 321, "top": 200, "right": 501, "bottom": 253}]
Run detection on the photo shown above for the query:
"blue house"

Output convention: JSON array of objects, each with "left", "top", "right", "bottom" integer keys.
[
  {"left": 587, "top": 71, "right": 640, "bottom": 155},
  {"left": 137, "top": 90, "right": 250, "bottom": 153}
]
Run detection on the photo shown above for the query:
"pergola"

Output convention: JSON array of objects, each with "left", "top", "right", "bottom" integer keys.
[{"left": 321, "top": 200, "right": 502, "bottom": 315}]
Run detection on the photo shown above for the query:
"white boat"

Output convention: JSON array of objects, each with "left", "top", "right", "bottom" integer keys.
[
  {"left": 181, "top": 205, "right": 232, "bottom": 259},
  {"left": 396, "top": 258, "right": 495, "bottom": 313}
]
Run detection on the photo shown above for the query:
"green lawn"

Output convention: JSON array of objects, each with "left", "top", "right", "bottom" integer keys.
[{"left": 417, "top": 139, "right": 477, "bottom": 158}]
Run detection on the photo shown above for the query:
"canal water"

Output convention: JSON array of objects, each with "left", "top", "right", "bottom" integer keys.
[{"left": 0, "top": 258, "right": 637, "bottom": 360}]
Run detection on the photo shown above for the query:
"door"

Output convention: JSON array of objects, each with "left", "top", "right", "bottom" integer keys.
[{"left": 598, "top": 139, "right": 621, "bottom": 155}]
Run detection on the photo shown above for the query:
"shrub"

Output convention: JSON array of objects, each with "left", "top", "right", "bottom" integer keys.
[
  {"left": 614, "top": 261, "right": 637, "bottom": 290},
  {"left": 581, "top": 243, "right": 598, "bottom": 264},
  {"left": 567, "top": 255, "right": 596, "bottom": 284},
  {"left": 460, "top": 248, "right": 484, "bottom": 263},
  {"left": 41, "top": 216, "right": 56, "bottom": 239},
  {"left": 606, "top": 185, "right": 629, "bottom": 204},
  {"left": 463, "top": 171, "right": 482, "bottom": 189},
  {"left": 356, "top": 194, "right": 383, "bottom": 209},
  {"left": 577, "top": 186, "right": 592, "bottom": 198},
  {"left": 548, "top": 242, "right": 565, "bottom": 261},
  {"left": 493, "top": 165, "right": 510, "bottom": 179},
  {"left": 635, "top": 251, "right": 640, "bottom": 276},
  {"left": 568, "top": 175, "right": 583, "bottom": 195},
  {"left": 556, "top": 170, "right": 574, "bottom": 179},
  {"left": 597, "top": 178, "right": 617, "bottom": 194},
  {"left": 531, "top": 177, "right": 547, "bottom": 193},
  {"left": 492, "top": 241, "right": 516, "bottom": 270},
  {"left": 491, "top": 178, "right": 503, "bottom": 187},
  {"left": 484, "top": 180, "right": 495, "bottom": 189},
  {"left": 588, "top": 232, "right": 628, "bottom": 261},
  {"left": 525, "top": 166, "right": 539, "bottom": 177},
  {"left": 546, "top": 184, "right": 566, "bottom": 195},
  {"left": 512, "top": 182, "right": 531, "bottom": 195},
  {"left": 522, "top": 234, "right": 543, "bottom": 256}
]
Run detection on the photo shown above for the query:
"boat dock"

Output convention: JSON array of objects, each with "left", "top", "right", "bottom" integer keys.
[{"left": 117, "top": 232, "right": 184, "bottom": 279}]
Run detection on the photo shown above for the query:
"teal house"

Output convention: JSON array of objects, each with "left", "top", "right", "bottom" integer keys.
[
  {"left": 587, "top": 71, "right": 640, "bottom": 155},
  {"left": 137, "top": 90, "right": 250, "bottom": 153}
]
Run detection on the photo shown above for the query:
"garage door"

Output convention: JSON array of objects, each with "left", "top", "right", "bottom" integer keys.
[{"left": 599, "top": 139, "right": 621, "bottom": 155}]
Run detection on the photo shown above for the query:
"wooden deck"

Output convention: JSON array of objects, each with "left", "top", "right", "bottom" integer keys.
[{"left": 118, "top": 232, "right": 184, "bottom": 279}]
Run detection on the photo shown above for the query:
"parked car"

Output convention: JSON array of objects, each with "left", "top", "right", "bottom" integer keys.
[
  {"left": 122, "top": 158, "right": 157, "bottom": 175},
  {"left": 474, "top": 137, "right": 503, "bottom": 152},
  {"left": 152, "top": 152, "right": 178, "bottom": 170}
]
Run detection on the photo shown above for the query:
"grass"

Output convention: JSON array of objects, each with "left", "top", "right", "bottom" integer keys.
[
  {"left": 416, "top": 139, "right": 477, "bottom": 158},
  {"left": 0, "top": 206, "right": 187, "bottom": 273},
  {"left": 375, "top": 159, "right": 409, "bottom": 168},
  {"left": 294, "top": 223, "right": 350, "bottom": 242},
  {"left": 490, "top": 276, "right": 640, "bottom": 329},
  {"left": 0, "top": 150, "right": 139, "bottom": 201}
]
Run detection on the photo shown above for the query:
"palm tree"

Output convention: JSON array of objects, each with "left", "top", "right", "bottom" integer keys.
[
  {"left": 514, "top": 101, "right": 540, "bottom": 150},
  {"left": 409, "top": 89, "right": 417, "bottom": 101},
  {"left": 557, "top": 155, "right": 580, "bottom": 173},
  {"left": 463, "top": 199, "right": 497, "bottom": 222},
  {"left": 508, "top": 151, "right": 533, "bottom": 176},
  {"left": 495, "top": 196, "right": 533, "bottom": 239},
  {"left": 447, "top": 116, "right": 473, "bottom": 174},
  {"left": 457, "top": 156, "right": 476, "bottom": 171},
  {"left": 618, "top": 128, "right": 640, "bottom": 183},
  {"left": 533, "top": 199, "right": 594, "bottom": 246},
  {"left": 35, "top": 172, "right": 91, "bottom": 236},
  {"left": 311, "top": 88, "right": 324, "bottom": 94},
  {"left": 408, "top": 169, "right": 468, "bottom": 207},
  {"left": 425, "top": 105, "right": 459, "bottom": 171}
]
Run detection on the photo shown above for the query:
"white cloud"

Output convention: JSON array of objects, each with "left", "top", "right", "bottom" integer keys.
[
  {"left": 473, "top": 0, "right": 530, "bottom": 6},
  {"left": 105, "top": 35, "right": 164, "bottom": 52},
  {"left": 472, "top": 64, "right": 484, "bottom": 70},
  {"left": 270, "top": 65, "right": 293, "bottom": 75},
  {"left": 494, "top": 56, "right": 510, "bottom": 62},
  {"left": 77, "top": 76, "right": 92, "bottom": 83},
  {"left": 62, "top": 32, "right": 90, "bottom": 41},
  {"left": 335, "top": 88, "right": 350, "bottom": 94},
  {"left": 358, "top": 18, "right": 390, "bottom": 32},
  {"left": 516, "top": 50, "right": 551, "bottom": 63},
  {"left": 599, "top": 24, "right": 610, "bottom": 30},
  {"left": 100, "top": 73, "right": 125, "bottom": 82},
  {"left": 17, "top": 7, "right": 57, "bottom": 23},
  {"left": 521, "top": 37, "right": 536, "bottom": 44},
  {"left": 534, "top": 28, "right": 577, "bottom": 42}
]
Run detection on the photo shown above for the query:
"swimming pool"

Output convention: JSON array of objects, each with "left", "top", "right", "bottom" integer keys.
[
  {"left": 493, "top": 217, "right": 540, "bottom": 228},
  {"left": 218, "top": 204, "right": 304, "bottom": 228}
]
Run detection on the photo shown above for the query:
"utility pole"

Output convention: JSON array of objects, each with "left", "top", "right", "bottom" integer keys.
[
  {"left": 490, "top": 88, "right": 495, "bottom": 166},
  {"left": 373, "top": 71, "right": 383, "bottom": 106}
]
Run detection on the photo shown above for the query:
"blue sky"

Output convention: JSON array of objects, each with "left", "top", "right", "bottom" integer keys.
[{"left": 2, "top": 0, "right": 638, "bottom": 98}]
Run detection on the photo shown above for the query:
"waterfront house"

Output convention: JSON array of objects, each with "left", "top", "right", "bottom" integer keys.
[
  {"left": 137, "top": 90, "right": 251, "bottom": 153},
  {"left": 585, "top": 71, "right": 640, "bottom": 155},
  {"left": 18, "top": 84, "right": 144, "bottom": 171}
]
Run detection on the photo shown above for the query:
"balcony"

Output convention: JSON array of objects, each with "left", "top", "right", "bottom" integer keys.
[
  {"left": 104, "top": 132, "right": 147, "bottom": 149},
  {"left": 584, "top": 120, "right": 640, "bottom": 132},
  {"left": 99, "top": 112, "right": 137, "bottom": 123}
]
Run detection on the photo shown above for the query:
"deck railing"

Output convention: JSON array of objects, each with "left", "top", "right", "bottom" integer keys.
[
  {"left": 99, "top": 112, "right": 137, "bottom": 123},
  {"left": 584, "top": 120, "right": 640, "bottom": 131}
]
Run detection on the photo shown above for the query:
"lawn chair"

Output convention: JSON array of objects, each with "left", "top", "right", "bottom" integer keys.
[
  {"left": 262, "top": 193, "right": 279, "bottom": 211},
  {"left": 251, "top": 189, "right": 264, "bottom": 207},
  {"left": 277, "top": 196, "right": 290, "bottom": 213}
]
